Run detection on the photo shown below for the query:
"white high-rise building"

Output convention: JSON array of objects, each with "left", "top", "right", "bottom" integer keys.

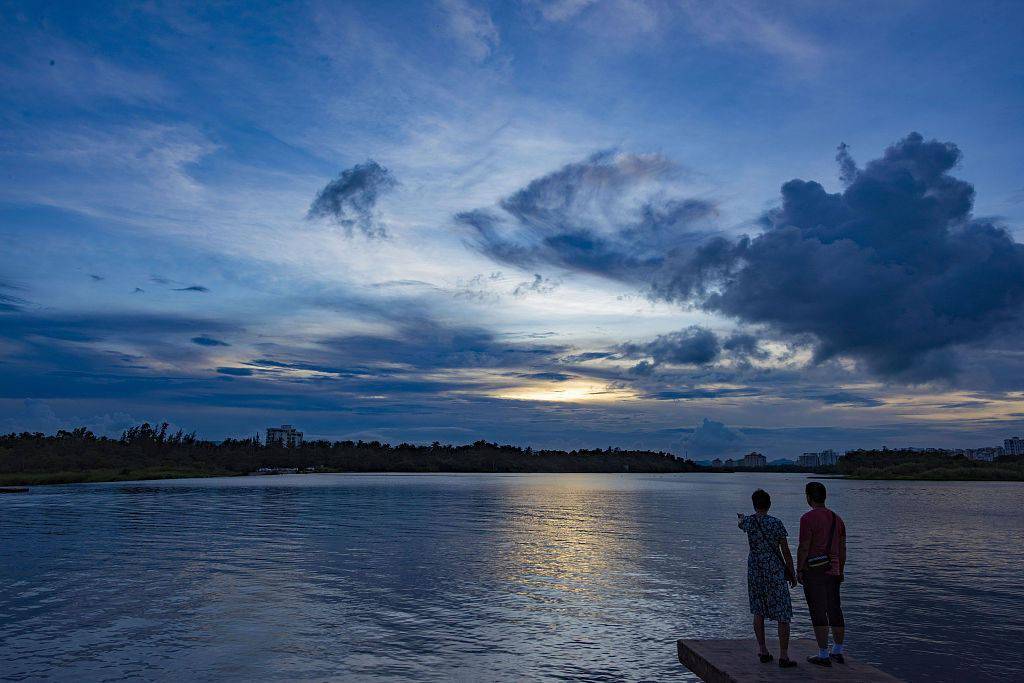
[
  {"left": 740, "top": 452, "right": 767, "bottom": 468},
  {"left": 965, "top": 447, "right": 1002, "bottom": 462},
  {"left": 1004, "top": 437, "right": 1024, "bottom": 456},
  {"left": 797, "top": 453, "right": 820, "bottom": 467},
  {"left": 266, "top": 424, "right": 303, "bottom": 447}
]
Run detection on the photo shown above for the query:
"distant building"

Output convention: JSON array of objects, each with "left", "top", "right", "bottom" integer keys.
[
  {"left": 797, "top": 449, "right": 839, "bottom": 468},
  {"left": 1005, "top": 437, "right": 1024, "bottom": 456},
  {"left": 964, "top": 447, "right": 1003, "bottom": 462},
  {"left": 266, "top": 424, "right": 303, "bottom": 447},
  {"left": 711, "top": 458, "right": 723, "bottom": 467},
  {"left": 724, "top": 458, "right": 736, "bottom": 468},
  {"left": 740, "top": 452, "right": 767, "bottom": 468},
  {"left": 797, "top": 453, "right": 820, "bottom": 468}
]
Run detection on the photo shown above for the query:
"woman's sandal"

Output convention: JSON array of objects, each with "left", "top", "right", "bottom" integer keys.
[
  {"left": 779, "top": 658, "right": 797, "bottom": 668},
  {"left": 759, "top": 653, "right": 774, "bottom": 663}
]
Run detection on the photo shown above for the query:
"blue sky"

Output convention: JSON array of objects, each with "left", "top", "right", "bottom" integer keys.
[{"left": 2, "top": 1, "right": 1023, "bottom": 457}]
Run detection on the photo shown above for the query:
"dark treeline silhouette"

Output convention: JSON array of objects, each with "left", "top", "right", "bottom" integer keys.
[
  {"left": 0, "top": 422, "right": 697, "bottom": 485},
  {"left": 838, "top": 448, "right": 1024, "bottom": 481}
]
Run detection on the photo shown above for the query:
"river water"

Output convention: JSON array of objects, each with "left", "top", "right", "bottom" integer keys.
[{"left": 1, "top": 473, "right": 1022, "bottom": 681}]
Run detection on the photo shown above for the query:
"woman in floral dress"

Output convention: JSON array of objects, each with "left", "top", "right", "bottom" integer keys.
[{"left": 737, "top": 488, "right": 798, "bottom": 668}]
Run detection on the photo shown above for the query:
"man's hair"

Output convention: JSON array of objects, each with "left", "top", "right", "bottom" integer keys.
[
  {"left": 751, "top": 488, "right": 771, "bottom": 511},
  {"left": 806, "top": 481, "right": 827, "bottom": 504}
]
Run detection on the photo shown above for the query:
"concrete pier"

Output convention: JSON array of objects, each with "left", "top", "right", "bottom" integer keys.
[{"left": 677, "top": 639, "right": 903, "bottom": 682}]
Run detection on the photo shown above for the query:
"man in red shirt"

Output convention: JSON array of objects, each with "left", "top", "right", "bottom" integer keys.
[{"left": 797, "top": 481, "right": 847, "bottom": 667}]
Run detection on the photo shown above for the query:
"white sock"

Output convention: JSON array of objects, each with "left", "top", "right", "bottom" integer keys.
[
  {"left": 818, "top": 647, "right": 829, "bottom": 659},
  {"left": 831, "top": 643, "right": 844, "bottom": 654}
]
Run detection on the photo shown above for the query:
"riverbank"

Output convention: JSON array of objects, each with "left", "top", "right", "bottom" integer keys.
[{"left": 0, "top": 467, "right": 234, "bottom": 487}]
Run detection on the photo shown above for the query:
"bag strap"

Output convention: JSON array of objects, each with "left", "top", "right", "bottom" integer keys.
[{"left": 825, "top": 511, "right": 837, "bottom": 556}]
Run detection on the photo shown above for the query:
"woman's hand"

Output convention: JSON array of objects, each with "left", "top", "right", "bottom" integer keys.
[
  {"left": 787, "top": 571, "right": 798, "bottom": 588},
  {"left": 736, "top": 512, "right": 745, "bottom": 528}
]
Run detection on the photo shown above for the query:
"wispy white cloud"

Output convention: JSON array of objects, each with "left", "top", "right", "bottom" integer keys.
[
  {"left": 677, "top": 0, "right": 822, "bottom": 64},
  {"left": 438, "top": 0, "right": 501, "bottom": 62},
  {"left": 526, "top": 0, "right": 822, "bottom": 64}
]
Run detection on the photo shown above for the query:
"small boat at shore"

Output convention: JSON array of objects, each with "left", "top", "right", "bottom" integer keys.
[{"left": 0, "top": 486, "right": 29, "bottom": 493}]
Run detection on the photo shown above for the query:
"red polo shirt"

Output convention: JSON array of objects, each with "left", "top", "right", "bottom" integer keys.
[{"left": 799, "top": 507, "right": 846, "bottom": 576}]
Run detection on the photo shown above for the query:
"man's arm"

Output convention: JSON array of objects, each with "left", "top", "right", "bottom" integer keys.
[{"left": 796, "top": 515, "right": 810, "bottom": 582}]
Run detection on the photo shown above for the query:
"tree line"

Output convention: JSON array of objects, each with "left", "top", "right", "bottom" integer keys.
[
  {"left": 837, "top": 448, "right": 1024, "bottom": 481},
  {"left": 0, "top": 422, "right": 698, "bottom": 485}
]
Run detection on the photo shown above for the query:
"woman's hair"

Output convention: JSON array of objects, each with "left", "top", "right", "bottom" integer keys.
[{"left": 751, "top": 488, "right": 771, "bottom": 511}]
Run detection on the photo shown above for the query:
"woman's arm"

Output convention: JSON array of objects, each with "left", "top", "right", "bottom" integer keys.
[{"left": 780, "top": 537, "right": 797, "bottom": 587}]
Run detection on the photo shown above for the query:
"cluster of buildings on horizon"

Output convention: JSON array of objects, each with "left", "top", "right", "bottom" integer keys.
[
  {"left": 951, "top": 436, "right": 1024, "bottom": 461},
  {"left": 711, "top": 452, "right": 768, "bottom": 469},
  {"left": 796, "top": 450, "right": 839, "bottom": 468}
]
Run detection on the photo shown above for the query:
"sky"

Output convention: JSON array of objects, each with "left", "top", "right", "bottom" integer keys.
[{"left": 1, "top": 0, "right": 1023, "bottom": 458}]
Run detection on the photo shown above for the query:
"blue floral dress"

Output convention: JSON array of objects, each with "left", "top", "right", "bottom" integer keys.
[{"left": 739, "top": 514, "right": 792, "bottom": 622}]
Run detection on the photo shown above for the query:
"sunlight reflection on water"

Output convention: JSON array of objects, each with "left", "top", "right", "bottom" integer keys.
[{"left": 1, "top": 473, "right": 1022, "bottom": 681}]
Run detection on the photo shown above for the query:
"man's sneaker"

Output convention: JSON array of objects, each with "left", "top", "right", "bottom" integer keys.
[
  {"left": 807, "top": 655, "right": 832, "bottom": 667},
  {"left": 830, "top": 652, "right": 845, "bottom": 664}
]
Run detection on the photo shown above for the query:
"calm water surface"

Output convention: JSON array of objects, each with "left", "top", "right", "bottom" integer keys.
[{"left": 2, "top": 473, "right": 1022, "bottom": 682}]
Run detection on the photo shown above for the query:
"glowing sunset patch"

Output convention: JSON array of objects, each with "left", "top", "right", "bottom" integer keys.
[{"left": 493, "top": 380, "right": 637, "bottom": 403}]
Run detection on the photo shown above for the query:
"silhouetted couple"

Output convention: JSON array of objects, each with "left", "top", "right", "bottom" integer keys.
[{"left": 736, "top": 481, "right": 847, "bottom": 669}]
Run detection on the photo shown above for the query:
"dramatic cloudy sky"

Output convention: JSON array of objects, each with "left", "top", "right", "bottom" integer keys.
[{"left": 2, "top": 1, "right": 1023, "bottom": 457}]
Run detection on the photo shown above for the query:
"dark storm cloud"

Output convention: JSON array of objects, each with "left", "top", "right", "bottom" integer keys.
[
  {"left": 307, "top": 160, "right": 397, "bottom": 238},
  {"left": 689, "top": 133, "right": 1024, "bottom": 379},
  {"left": 469, "top": 134, "right": 1024, "bottom": 382},
  {"left": 192, "top": 336, "right": 229, "bottom": 347},
  {"left": 722, "top": 333, "right": 768, "bottom": 360},
  {"left": 618, "top": 325, "right": 721, "bottom": 367},
  {"left": 456, "top": 150, "right": 717, "bottom": 280},
  {"left": 173, "top": 285, "right": 209, "bottom": 292}
]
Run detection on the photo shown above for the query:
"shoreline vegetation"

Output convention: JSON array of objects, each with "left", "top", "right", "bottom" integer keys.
[{"left": 2, "top": 424, "right": 1022, "bottom": 486}]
